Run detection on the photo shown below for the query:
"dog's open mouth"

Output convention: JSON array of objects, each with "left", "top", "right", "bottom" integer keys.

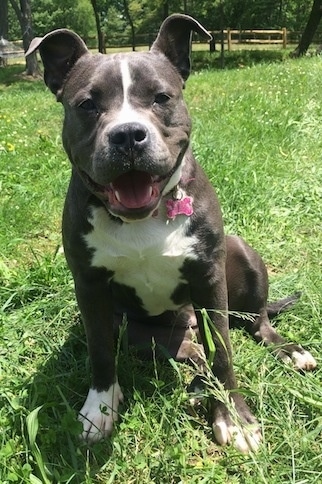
[
  {"left": 110, "top": 171, "right": 159, "bottom": 209},
  {"left": 81, "top": 170, "right": 170, "bottom": 220}
]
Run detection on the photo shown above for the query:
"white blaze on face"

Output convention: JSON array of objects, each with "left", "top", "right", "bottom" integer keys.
[
  {"left": 117, "top": 59, "right": 137, "bottom": 124},
  {"left": 121, "top": 59, "right": 132, "bottom": 106}
]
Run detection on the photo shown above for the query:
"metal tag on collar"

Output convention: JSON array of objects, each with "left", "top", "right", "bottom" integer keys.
[{"left": 172, "top": 185, "right": 184, "bottom": 200}]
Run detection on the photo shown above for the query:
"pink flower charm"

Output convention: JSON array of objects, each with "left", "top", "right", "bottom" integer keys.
[{"left": 166, "top": 196, "right": 194, "bottom": 219}]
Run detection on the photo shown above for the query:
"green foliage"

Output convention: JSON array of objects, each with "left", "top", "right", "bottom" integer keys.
[
  {"left": 1, "top": 56, "right": 322, "bottom": 482},
  {"left": 218, "top": 0, "right": 313, "bottom": 30},
  {"left": 8, "top": 0, "right": 95, "bottom": 39},
  {"left": 98, "top": 0, "right": 317, "bottom": 46},
  {"left": 6, "top": 1, "right": 319, "bottom": 44},
  {"left": 32, "top": 0, "right": 95, "bottom": 37}
]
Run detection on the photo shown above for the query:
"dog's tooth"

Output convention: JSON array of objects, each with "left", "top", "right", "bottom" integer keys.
[
  {"left": 115, "top": 190, "right": 121, "bottom": 202},
  {"left": 149, "top": 186, "right": 153, "bottom": 197}
]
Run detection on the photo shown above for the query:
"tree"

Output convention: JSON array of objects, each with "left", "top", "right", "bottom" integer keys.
[
  {"left": 90, "top": 0, "right": 106, "bottom": 53},
  {"left": 291, "top": 0, "right": 322, "bottom": 56},
  {"left": 123, "top": 0, "right": 136, "bottom": 50},
  {"left": 9, "top": 0, "right": 40, "bottom": 76},
  {"left": 162, "top": 0, "right": 169, "bottom": 18},
  {"left": 0, "top": 0, "right": 9, "bottom": 39}
]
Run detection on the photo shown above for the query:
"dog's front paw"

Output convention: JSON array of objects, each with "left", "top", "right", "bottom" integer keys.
[
  {"left": 290, "top": 349, "right": 317, "bottom": 371},
  {"left": 213, "top": 417, "right": 261, "bottom": 454},
  {"left": 79, "top": 382, "right": 124, "bottom": 442},
  {"left": 212, "top": 399, "right": 261, "bottom": 454},
  {"left": 278, "top": 346, "right": 317, "bottom": 371}
]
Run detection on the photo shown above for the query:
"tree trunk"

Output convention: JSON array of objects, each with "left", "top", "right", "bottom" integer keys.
[
  {"left": 123, "top": 0, "right": 135, "bottom": 51},
  {"left": 90, "top": 0, "right": 105, "bottom": 53},
  {"left": 0, "top": 0, "right": 8, "bottom": 39},
  {"left": 291, "top": 0, "right": 322, "bottom": 57},
  {"left": 9, "top": 0, "right": 40, "bottom": 76},
  {"left": 0, "top": 0, "right": 8, "bottom": 66},
  {"left": 163, "top": 1, "right": 169, "bottom": 19}
]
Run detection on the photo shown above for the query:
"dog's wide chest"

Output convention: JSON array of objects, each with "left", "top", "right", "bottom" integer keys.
[{"left": 84, "top": 206, "right": 198, "bottom": 315}]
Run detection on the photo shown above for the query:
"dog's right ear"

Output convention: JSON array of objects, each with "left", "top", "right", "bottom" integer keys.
[
  {"left": 151, "top": 14, "right": 212, "bottom": 81},
  {"left": 26, "top": 30, "right": 88, "bottom": 98}
]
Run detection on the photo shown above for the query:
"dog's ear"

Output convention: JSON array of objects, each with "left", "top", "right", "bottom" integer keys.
[
  {"left": 150, "top": 14, "right": 212, "bottom": 81},
  {"left": 25, "top": 29, "right": 88, "bottom": 98}
]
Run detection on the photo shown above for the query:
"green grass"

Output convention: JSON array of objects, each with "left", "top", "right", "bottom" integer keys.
[{"left": 1, "top": 56, "right": 322, "bottom": 483}]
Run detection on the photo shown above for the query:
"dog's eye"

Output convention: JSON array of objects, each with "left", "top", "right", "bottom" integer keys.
[
  {"left": 154, "top": 93, "right": 171, "bottom": 105},
  {"left": 78, "top": 99, "right": 98, "bottom": 112}
]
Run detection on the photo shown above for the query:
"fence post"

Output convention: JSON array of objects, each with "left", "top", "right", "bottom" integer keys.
[
  {"left": 209, "top": 34, "right": 216, "bottom": 52},
  {"left": 282, "top": 27, "right": 287, "bottom": 49},
  {"left": 227, "top": 28, "right": 232, "bottom": 51},
  {"left": 219, "top": 30, "right": 225, "bottom": 68}
]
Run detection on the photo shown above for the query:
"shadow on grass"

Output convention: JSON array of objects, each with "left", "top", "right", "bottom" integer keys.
[
  {"left": 23, "top": 320, "right": 185, "bottom": 483},
  {"left": 0, "top": 64, "right": 43, "bottom": 89},
  {"left": 1, "top": 49, "right": 292, "bottom": 90},
  {"left": 191, "top": 49, "right": 290, "bottom": 70}
]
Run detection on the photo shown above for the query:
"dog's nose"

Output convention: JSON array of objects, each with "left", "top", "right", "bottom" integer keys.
[{"left": 109, "top": 122, "right": 148, "bottom": 153}]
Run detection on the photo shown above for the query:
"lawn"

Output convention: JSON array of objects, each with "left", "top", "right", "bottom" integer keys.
[{"left": 0, "top": 55, "right": 322, "bottom": 483}]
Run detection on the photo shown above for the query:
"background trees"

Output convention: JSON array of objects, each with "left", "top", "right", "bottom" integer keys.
[{"left": 4, "top": 0, "right": 322, "bottom": 57}]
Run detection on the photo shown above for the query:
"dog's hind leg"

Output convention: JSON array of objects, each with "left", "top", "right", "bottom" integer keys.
[
  {"left": 114, "top": 306, "right": 206, "bottom": 366},
  {"left": 225, "top": 235, "right": 317, "bottom": 371},
  {"left": 249, "top": 309, "right": 316, "bottom": 370}
]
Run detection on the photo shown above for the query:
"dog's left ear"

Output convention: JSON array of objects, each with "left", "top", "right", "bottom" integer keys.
[
  {"left": 151, "top": 14, "right": 212, "bottom": 81},
  {"left": 25, "top": 29, "right": 88, "bottom": 98}
]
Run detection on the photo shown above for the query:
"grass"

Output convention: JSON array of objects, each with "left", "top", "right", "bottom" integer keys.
[{"left": 1, "top": 54, "right": 322, "bottom": 483}]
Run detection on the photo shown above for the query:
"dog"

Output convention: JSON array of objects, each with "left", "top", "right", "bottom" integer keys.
[{"left": 26, "top": 14, "right": 316, "bottom": 453}]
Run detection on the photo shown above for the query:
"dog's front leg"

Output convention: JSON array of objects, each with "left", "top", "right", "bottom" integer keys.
[
  {"left": 74, "top": 270, "right": 123, "bottom": 443},
  {"left": 192, "top": 271, "right": 261, "bottom": 453}
]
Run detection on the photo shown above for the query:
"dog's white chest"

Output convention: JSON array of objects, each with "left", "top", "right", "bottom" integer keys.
[{"left": 84, "top": 206, "right": 198, "bottom": 315}]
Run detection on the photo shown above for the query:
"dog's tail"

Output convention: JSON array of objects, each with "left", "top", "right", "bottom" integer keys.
[{"left": 267, "top": 291, "right": 302, "bottom": 319}]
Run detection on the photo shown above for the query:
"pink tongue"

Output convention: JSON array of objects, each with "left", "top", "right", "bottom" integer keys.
[{"left": 112, "top": 171, "right": 154, "bottom": 209}]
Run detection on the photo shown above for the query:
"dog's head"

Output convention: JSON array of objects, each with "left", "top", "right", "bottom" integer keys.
[{"left": 27, "top": 15, "right": 211, "bottom": 221}]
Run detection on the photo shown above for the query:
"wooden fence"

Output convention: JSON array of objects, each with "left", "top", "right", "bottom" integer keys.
[
  {"left": 85, "top": 28, "right": 291, "bottom": 51},
  {"left": 208, "top": 28, "right": 288, "bottom": 51}
]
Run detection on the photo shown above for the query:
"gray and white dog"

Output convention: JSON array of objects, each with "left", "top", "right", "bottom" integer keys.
[{"left": 27, "top": 14, "right": 316, "bottom": 453}]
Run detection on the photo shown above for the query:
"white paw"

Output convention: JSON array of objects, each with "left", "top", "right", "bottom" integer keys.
[
  {"left": 79, "top": 382, "right": 124, "bottom": 442},
  {"left": 291, "top": 350, "right": 317, "bottom": 371},
  {"left": 213, "top": 418, "right": 261, "bottom": 454}
]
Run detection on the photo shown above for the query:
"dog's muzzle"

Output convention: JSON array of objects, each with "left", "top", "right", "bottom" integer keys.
[{"left": 80, "top": 121, "right": 184, "bottom": 221}]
